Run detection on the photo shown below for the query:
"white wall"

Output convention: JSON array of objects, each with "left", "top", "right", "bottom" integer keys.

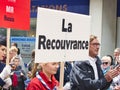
[
  {"left": 90, "top": 0, "right": 117, "bottom": 57},
  {"left": 117, "top": 17, "right": 120, "bottom": 47},
  {"left": 90, "top": 0, "right": 103, "bottom": 56},
  {"left": 101, "top": 0, "right": 117, "bottom": 57}
]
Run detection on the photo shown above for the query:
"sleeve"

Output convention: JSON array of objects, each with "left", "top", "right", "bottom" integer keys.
[
  {"left": 70, "top": 61, "right": 112, "bottom": 90},
  {"left": 0, "top": 65, "right": 11, "bottom": 87},
  {"left": 3, "top": 77, "right": 12, "bottom": 89},
  {"left": 0, "top": 65, "right": 11, "bottom": 80}
]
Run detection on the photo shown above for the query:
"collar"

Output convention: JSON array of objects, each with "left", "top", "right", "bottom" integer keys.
[
  {"left": 39, "top": 71, "right": 55, "bottom": 84},
  {"left": 37, "top": 72, "right": 57, "bottom": 90},
  {"left": 39, "top": 71, "right": 59, "bottom": 89},
  {"left": 89, "top": 56, "right": 97, "bottom": 62}
]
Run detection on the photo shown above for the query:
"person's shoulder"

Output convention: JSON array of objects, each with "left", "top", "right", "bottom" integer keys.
[
  {"left": 74, "top": 60, "right": 89, "bottom": 66},
  {"left": 0, "top": 62, "right": 6, "bottom": 73},
  {"left": 30, "top": 77, "right": 41, "bottom": 85},
  {"left": 72, "top": 60, "right": 90, "bottom": 71},
  {"left": 26, "top": 77, "right": 41, "bottom": 90},
  {"left": 0, "top": 62, "right": 6, "bottom": 68}
]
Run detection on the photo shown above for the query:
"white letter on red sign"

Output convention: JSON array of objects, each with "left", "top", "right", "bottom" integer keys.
[{"left": 6, "top": 6, "right": 14, "bottom": 13}]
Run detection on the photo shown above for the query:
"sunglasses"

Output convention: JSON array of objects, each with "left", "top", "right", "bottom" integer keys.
[{"left": 102, "top": 62, "right": 109, "bottom": 65}]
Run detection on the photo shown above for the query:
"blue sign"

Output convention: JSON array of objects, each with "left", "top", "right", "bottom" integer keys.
[
  {"left": 31, "top": 0, "right": 90, "bottom": 18},
  {"left": 11, "top": 37, "right": 35, "bottom": 42},
  {"left": 11, "top": 37, "right": 35, "bottom": 63},
  {"left": 31, "top": 0, "right": 120, "bottom": 17}
]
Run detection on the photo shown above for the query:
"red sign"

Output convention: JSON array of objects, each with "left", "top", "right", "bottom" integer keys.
[{"left": 0, "top": 0, "right": 30, "bottom": 30}]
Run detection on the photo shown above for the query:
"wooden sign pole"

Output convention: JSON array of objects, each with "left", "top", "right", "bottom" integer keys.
[
  {"left": 59, "top": 62, "right": 65, "bottom": 89},
  {"left": 6, "top": 28, "right": 11, "bottom": 65}
]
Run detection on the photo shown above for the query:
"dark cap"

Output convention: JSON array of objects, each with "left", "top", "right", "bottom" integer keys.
[{"left": 0, "top": 35, "right": 6, "bottom": 46}]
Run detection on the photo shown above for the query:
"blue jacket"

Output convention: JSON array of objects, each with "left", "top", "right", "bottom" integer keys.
[
  {"left": 70, "top": 56, "right": 112, "bottom": 90},
  {"left": 0, "top": 62, "right": 6, "bottom": 87}
]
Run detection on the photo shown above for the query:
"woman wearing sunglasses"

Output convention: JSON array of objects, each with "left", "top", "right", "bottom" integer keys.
[{"left": 101, "top": 55, "right": 113, "bottom": 75}]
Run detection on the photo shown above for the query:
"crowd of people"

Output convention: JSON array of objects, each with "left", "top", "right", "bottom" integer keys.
[{"left": 0, "top": 34, "right": 120, "bottom": 90}]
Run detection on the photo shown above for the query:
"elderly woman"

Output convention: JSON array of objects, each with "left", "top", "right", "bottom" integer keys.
[{"left": 101, "top": 55, "right": 113, "bottom": 75}]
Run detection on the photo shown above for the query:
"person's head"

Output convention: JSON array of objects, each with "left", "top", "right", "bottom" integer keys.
[
  {"left": 11, "top": 43, "right": 20, "bottom": 55},
  {"left": 0, "top": 35, "right": 6, "bottom": 61},
  {"left": 113, "top": 48, "right": 120, "bottom": 64},
  {"left": 114, "top": 48, "right": 120, "bottom": 58},
  {"left": 107, "top": 55, "right": 114, "bottom": 65},
  {"left": 40, "top": 62, "right": 59, "bottom": 78},
  {"left": 9, "top": 46, "right": 18, "bottom": 62},
  {"left": 101, "top": 56, "right": 112, "bottom": 69},
  {"left": 89, "top": 35, "right": 100, "bottom": 58},
  {"left": 12, "top": 56, "right": 20, "bottom": 67},
  {"left": 11, "top": 42, "right": 18, "bottom": 47}
]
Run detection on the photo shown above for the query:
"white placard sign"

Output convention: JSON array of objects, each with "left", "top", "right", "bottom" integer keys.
[{"left": 35, "top": 7, "right": 91, "bottom": 63}]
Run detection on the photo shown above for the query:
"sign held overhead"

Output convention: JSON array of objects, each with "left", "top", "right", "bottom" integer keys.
[
  {"left": 0, "top": 0, "right": 30, "bottom": 30},
  {"left": 35, "top": 7, "right": 91, "bottom": 63}
]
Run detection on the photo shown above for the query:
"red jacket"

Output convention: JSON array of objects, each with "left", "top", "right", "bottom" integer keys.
[{"left": 26, "top": 72, "right": 59, "bottom": 90}]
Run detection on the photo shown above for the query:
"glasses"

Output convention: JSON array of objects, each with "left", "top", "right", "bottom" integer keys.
[
  {"left": 90, "top": 43, "right": 100, "bottom": 46},
  {"left": 102, "top": 62, "right": 108, "bottom": 65}
]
